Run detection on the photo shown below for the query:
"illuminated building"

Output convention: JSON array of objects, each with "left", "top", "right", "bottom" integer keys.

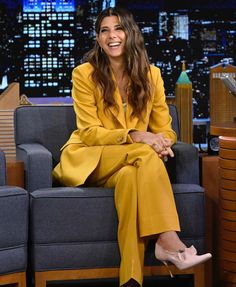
[
  {"left": 175, "top": 62, "right": 193, "bottom": 144},
  {"left": 102, "top": 0, "right": 116, "bottom": 10},
  {"left": 22, "top": 0, "right": 76, "bottom": 97},
  {"left": 158, "top": 11, "right": 189, "bottom": 40}
]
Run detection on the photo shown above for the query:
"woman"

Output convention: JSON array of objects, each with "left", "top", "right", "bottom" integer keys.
[{"left": 53, "top": 6, "right": 211, "bottom": 287}]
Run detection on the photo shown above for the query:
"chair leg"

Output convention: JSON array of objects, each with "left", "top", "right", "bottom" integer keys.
[
  {"left": 0, "top": 272, "right": 26, "bottom": 287},
  {"left": 194, "top": 264, "right": 205, "bottom": 287},
  {"left": 19, "top": 272, "right": 26, "bottom": 287},
  {"left": 35, "top": 272, "right": 47, "bottom": 287}
]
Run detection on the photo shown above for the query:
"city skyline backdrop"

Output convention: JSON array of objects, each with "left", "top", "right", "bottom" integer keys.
[{"left": 0, "top": 0, "right": 236, "bottom": 139}]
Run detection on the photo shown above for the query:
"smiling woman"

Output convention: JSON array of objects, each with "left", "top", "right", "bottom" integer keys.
[
  {"left": 53, "top": 6, "right": 212, "bottom": 287},
  {"left": 96, "top": 16, "right": 126, "bottom": 63}
]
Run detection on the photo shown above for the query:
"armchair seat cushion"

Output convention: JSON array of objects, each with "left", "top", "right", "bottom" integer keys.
[
  {"left": 0, "top": 187, "right": 28, "bottom": 274},
  {"left": 30, "top": 184, "right": 205, "bottom": 271}
]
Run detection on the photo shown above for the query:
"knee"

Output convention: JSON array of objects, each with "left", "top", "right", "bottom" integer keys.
[
  {"left": 117, "top": 165, "right": 137, "bottom": 181},
  {"left": 126, "top": 143, "right": 161, "bottom": 167}
]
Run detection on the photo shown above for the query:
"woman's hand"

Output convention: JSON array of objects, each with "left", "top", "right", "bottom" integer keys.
[{"left": 129, "top": 131, "right": 174, "bottom": 160}]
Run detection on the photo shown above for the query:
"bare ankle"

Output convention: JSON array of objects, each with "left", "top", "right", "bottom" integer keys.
[{"left": 157, "top": 231, "right": 186, "bottom": 251}]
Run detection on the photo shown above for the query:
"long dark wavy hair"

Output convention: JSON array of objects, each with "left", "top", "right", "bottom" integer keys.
[{"left": 84, "top": 7, "right": 152, "bottom": 120}]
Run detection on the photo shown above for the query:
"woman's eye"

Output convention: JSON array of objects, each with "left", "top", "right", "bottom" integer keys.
[
  {"left": 100, "top": 28, "right": 108, "bottom": 33},
  {"left": 116, "top": 26, "right": 123, "bottom": 30}
]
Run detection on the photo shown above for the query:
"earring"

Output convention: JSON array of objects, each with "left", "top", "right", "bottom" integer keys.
[{"left": 100, "top": 47, "right": 104, "bottom": 54}]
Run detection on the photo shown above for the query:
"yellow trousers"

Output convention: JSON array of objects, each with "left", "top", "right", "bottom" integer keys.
[{"left": 86, "top": 143, "right": 180, "bottom": 286}]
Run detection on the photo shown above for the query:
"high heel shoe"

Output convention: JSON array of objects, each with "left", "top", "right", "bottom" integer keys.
[{"left": 155, "top": 242, "right": 212, "bottom": 276}]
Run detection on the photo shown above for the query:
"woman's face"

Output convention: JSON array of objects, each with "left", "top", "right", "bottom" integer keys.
[{"left": 96, "top": 15, "right": 126, "bottom": 61}]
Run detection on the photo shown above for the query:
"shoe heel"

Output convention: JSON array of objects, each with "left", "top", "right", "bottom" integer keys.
[{"left": 161, "top": 260, "right": 174, "bottom": 278}]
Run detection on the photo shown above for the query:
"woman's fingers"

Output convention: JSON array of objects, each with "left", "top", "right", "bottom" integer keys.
[
  {"left": 131, "top": 131, "right": 174, "bottom": 159},
  {"left": 152, "top": 143, "right": 174, "bottom": 159},
  {"left": 163, "top": 138, "right": 173, "bottom": 147},
  {"left": 165, "top": 146, "right": 174, "bottom": 157},
  {"left": 152, "top": 143, "right": 161, "bottom": 151},
  {"left": 160, "top": 147, "right": 174, "bottom": 158}
]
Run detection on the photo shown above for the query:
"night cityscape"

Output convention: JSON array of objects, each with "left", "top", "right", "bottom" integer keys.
[{"left": 0, "top": 0, "right": 236, "bottom": 145}]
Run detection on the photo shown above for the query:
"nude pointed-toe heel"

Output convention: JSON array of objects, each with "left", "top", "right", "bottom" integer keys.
[{"left": 155, "top": 242, "right": 212, "bottom": 275}]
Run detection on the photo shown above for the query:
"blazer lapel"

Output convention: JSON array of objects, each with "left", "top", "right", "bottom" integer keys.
[
  {"left": 125, "top": 103, "right": 139, "bottom": 129},
  {"left": 109, "top": 88, "right": 127, "bottom": 128},
  {"left": 109, "top": 92, "right": 141, "bottom": 129}
]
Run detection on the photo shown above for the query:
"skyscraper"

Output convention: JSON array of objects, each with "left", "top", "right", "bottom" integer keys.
[{"left": 22, "top": 0, "right": 76, "bottom": 97}]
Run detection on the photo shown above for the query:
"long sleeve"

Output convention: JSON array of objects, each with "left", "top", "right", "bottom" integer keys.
[
  {"left": 148, "top": 67, "right": 177, "bottom": 143},
  {"left": 72, "top": 64, "right": 134, "bottom": 146}
]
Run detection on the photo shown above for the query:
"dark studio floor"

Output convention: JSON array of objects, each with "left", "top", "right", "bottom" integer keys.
[{"left": 29, "top": 275, "right": 194, "bottom": 287}]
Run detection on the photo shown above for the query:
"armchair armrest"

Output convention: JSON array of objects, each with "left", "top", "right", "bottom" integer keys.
[
  {"left": 166, "top": 141, "right": 200, "bottom": 184},
  {"left": 0, "top": 148, "right": 6, "bottom": 185},
  {"left": 16, "top": 143, "right": 52, "bottom": 192}
]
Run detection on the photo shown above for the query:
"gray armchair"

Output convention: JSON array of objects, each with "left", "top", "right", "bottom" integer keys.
[
  {"left": 0, "top": 149, "right": 6, "bottom": 185},
  {"left": 0, "top": 149, "right": 28, "bottom": 287},
  {"left": 14, "top": 104, "right": 206, "bottom": 287}
]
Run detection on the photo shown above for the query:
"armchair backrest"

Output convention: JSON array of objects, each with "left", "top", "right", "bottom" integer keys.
[
  {"left": 0, "top": 148, "right": 6, "bottom": 185},
  {"left": 14, "top": 104, "right": 179, "bottom": 166},
  {"left": 168, "top": 104, "right": 180, "bottom": 139}
]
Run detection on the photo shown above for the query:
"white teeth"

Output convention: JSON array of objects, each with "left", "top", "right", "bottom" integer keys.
[{"left": 108, "top": 42, "right": 120, "bottom": 47}]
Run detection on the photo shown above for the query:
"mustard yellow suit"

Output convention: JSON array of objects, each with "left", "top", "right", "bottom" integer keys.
[{"left": 53, "top": 62, "right": 180, "bottom": 286}]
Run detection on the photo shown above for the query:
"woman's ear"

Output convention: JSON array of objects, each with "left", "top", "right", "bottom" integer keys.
[{"left": 96, "top": 35, "right": 100, "bottom": 47}]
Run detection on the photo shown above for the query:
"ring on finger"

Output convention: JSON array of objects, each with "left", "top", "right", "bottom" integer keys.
[{"left": 153, "top": 143, "right": 159, "bottom": 149}]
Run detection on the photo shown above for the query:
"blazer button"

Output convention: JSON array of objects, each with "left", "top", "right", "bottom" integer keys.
[{"left": 117, "top": 136, "right": 124, "bottom": 143}]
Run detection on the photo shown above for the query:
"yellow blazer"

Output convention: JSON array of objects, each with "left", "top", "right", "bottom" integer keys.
[{"left": 53, "top": 62, "right": 177, "bottom": 186}]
